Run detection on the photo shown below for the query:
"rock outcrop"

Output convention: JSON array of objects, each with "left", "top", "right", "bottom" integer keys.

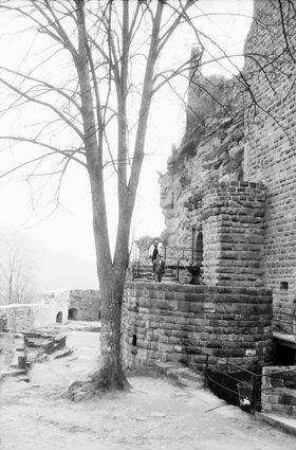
[{"left": 160, "top": 71, "right": 244, "bottom": 248}]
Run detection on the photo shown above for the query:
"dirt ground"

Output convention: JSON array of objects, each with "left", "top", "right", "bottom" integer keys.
[{"left": 0, "top": 329, "right": 295, "bottom": 450}]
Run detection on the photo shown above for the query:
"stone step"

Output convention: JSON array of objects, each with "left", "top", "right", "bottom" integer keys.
[
  {"left": 25, "top": 333, "right": 66, "bottom": 354},
  {"left": 152, "top": 361, "right": 203, "bottom": 386},
  {"left": 257, "top": 412, "right": 296, "bottom": 438},
  {"left": 134, "top": 270, "right": 176, "bottom": 277}
]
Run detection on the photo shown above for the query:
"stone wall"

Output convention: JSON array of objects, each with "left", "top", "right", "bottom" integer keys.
[
  {"left": 122, "top": 282, "right": 273, "bottom": 373},
  {"left": 244, "top": 1, "right": 296, "bottom": 290},
  {"left": 0, "top": 289, "right": 101, "bottom": 332},
  {"left": 159, "top": 74, "right": 244, "bottom": 250},
  {"left": 200, "top": 182, "right": 266, "bottom": 287},
  {"left": 69, "top": 289, "right": 101, "bottom": 321},
  {"left": 273, "top": 288, "right": 296, "bottom": 335},
  {"left": 0, "top": 303, "right": 68, "bottom": 332},
  {"left": 0, "top": 312, "right": 7, "bottom": 332},
  {"left": 0, "top": 333, "right": 26, "bottom": 377},
  {"left": 262, "top": 365, "right": 296, "bottom": 416},
  {"left": 159, "top": 1, "right": 296, "bottom": 293},
  {"left": 39, "top": 289, "right": 101, "bottom": 323}
]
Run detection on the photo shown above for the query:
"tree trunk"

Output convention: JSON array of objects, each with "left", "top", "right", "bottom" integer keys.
[
  {"left": 89, "top": 173, "right": 130, "bottom": 390},
  {"left": 95, "top": 270, "right": 128, "bottom": 390}
]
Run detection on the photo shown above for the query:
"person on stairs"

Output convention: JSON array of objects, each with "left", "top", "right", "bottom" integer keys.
[
  {"left": 153, "top": 254, "right": 165, "bottom": 282},
  {"left": 148, "top": 240, "right": 159, "bottom": 263}
]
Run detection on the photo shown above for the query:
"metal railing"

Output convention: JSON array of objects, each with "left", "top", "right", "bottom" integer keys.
[
  {"left": 163, "top": 246, "right": 197, "bottom": 267},
  {"left": 182, "top": 341, "right": 296, "bottom": 413},
  {"left": 130, "top": 244, "right": 203, "bottom": 283}
]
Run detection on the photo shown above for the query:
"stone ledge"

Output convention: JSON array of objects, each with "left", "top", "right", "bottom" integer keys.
[
  {"left": 256, "top": 412, "right": 296, "bottom": 438},
  {"left": 126, "top": 281, "right": 272, "bottom": 296}
]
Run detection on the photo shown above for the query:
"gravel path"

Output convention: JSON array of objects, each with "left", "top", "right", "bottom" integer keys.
[{"left": 0, "top": 330, "right": 295, "bottom": 450}]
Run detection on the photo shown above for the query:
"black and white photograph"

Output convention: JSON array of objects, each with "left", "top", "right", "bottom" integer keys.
[{"left": 0, "top": 0, "right": 296, "bottom": 449}]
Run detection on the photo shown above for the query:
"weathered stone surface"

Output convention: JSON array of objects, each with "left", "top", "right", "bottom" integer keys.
[
  {"left": 262, "top": 366, "right": 296, "bottom": 416},
  {"left": 122, "top": 282, "right": 273, "bottom": 373},
  {"left": 0, "top": 290, "right": 101, "bottom": 333},
  {"left": 0, "top": 303, "right": 68, "bottom": 332},
  {"left": 159, "top": 74, "right": 244, "bottom": 249},
  {"left": 243, "top": 1, "right": 296, "bottom": 291},
  {"left": 0, "top": 333, "right": 27, "bottom": 379},
  {"left": 69, "top": 290, "right": 101, "bottom": 321}
]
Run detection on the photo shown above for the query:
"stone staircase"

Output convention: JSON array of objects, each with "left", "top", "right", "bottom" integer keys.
[{"left": 132, "top": 264, "right": 177, "bottom": 283}]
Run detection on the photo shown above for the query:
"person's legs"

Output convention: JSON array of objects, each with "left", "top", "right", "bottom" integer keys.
[{"left": 155, "top": 273, "right": 162, "bottom": 282}]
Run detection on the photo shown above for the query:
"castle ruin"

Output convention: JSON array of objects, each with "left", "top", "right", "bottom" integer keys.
[{"left": 123, "top": 1, "right": 296, "bottom": 415}]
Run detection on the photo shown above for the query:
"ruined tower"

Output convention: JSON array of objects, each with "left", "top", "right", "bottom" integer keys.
[{"left": 244, "top": 0, "right": 296, "bottom": 291}]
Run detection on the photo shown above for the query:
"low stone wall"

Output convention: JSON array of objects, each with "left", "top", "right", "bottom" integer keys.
[
  {"left": 0, "top": 333, "right": 26, "bottom": 377},
  {"left": 0, "top": 312, "right": 8, "bottom": 332},
  {"left": 262, "top": 366, "right": 296, "bottom": 416},
  {"left": 0, "top": 289, "right": 101, "bottom": 332},
  {"left": 0, "top": 303, "right": 68, "bottom": 332},
  {"left": 273, "top": 288, "right": 296, "bottom": 334},
  {"left": 122, "top": 282, "right": 273, "bottom": 372}
]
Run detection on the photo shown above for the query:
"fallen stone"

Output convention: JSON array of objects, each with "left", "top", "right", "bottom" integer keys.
[
  {"left": 53, "top": 346, "right": 72, "bottom": 359},
  {"left": 1, "top": 368, "right": 27, "bottom": 379},
  {"left": 16, "top": 375, "right": 30, "bottom": 383}
]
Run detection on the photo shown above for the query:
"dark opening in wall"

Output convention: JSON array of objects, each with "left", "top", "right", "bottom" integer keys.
[
  {"left": 56, "top": 311, "right": 63, "bottom": 323},
  {"left": 191, "top": 231, "right": 203, "bottom": 284},
  {"left": 273, "top": 343, "right": 296, "bottom": 365},
  {"left": 280, "top": 281, "right": 289, "bottom": 290},
  {"left": 132, "top": 334, "right": 137, "bottom": 347},
  {"left": 68, "top": 307, "right": 78, "bottom": 320}
]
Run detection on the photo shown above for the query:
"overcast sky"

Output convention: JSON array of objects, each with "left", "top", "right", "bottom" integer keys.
[{"left": 0, "top": 0, "right": 253, "bottom": 290}]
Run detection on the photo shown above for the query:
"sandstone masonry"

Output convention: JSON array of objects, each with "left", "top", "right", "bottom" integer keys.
[
  {"left": 123, "top": 282, "right": 272, "bottom": 372},
  {"left": 244, "top": 1, "right": 296, "bottom": 291},
  {"left": 124, "top": 2, "right": 296, "bottom": 404}
]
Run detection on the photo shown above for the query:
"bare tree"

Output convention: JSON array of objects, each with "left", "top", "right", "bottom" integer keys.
[
  {"left": 0, "top": 232, "right": 41, "bottom": 305},
  {"left": 0, "top": 0, "right": 293, "bottom": 393},
  {"left": 0, "top": 0, "right": 208, "bottom": 392}
]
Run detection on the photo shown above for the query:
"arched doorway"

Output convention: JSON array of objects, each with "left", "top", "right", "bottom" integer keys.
[
  {"left": 68, "top": 307, "right": 78, "bottom": 321},
  {"left": 56, "top": 311, "right": 63, "bottom": 323}
]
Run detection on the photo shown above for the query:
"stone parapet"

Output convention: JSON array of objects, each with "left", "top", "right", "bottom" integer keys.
[{"left": 122, "top": 282, "right": 273, "bottom": 373}]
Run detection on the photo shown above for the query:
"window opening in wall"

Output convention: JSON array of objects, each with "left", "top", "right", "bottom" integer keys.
[
  {"left": 56, "top": 311, "right": 63, "bottom": 323},
  {"left": 192, "top": 231, "right": 203, "bottom": 284},
  {"left": 132, "top": 334, "right": 137, "bottom": 347},
  {"left": 68, "top": 307, "right": 78, "bottom": 321},
  {"left": 280, "top": 281, "right": 289, "bottom": 290}
]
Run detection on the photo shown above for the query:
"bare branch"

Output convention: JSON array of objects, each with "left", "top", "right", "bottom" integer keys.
[
  {"left": 0, "top": 65, "right": 82, "bottom": 113},
  {"left": 0, "top": 136, "right": 87, "bottom": 167},
  {"left": 0, "top": 74, "right": 84, "bottom": 140}
]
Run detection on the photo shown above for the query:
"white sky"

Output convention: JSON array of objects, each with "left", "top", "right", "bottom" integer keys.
[{"left": 0, "top": 0, "right": 253, "bottom": 290}]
